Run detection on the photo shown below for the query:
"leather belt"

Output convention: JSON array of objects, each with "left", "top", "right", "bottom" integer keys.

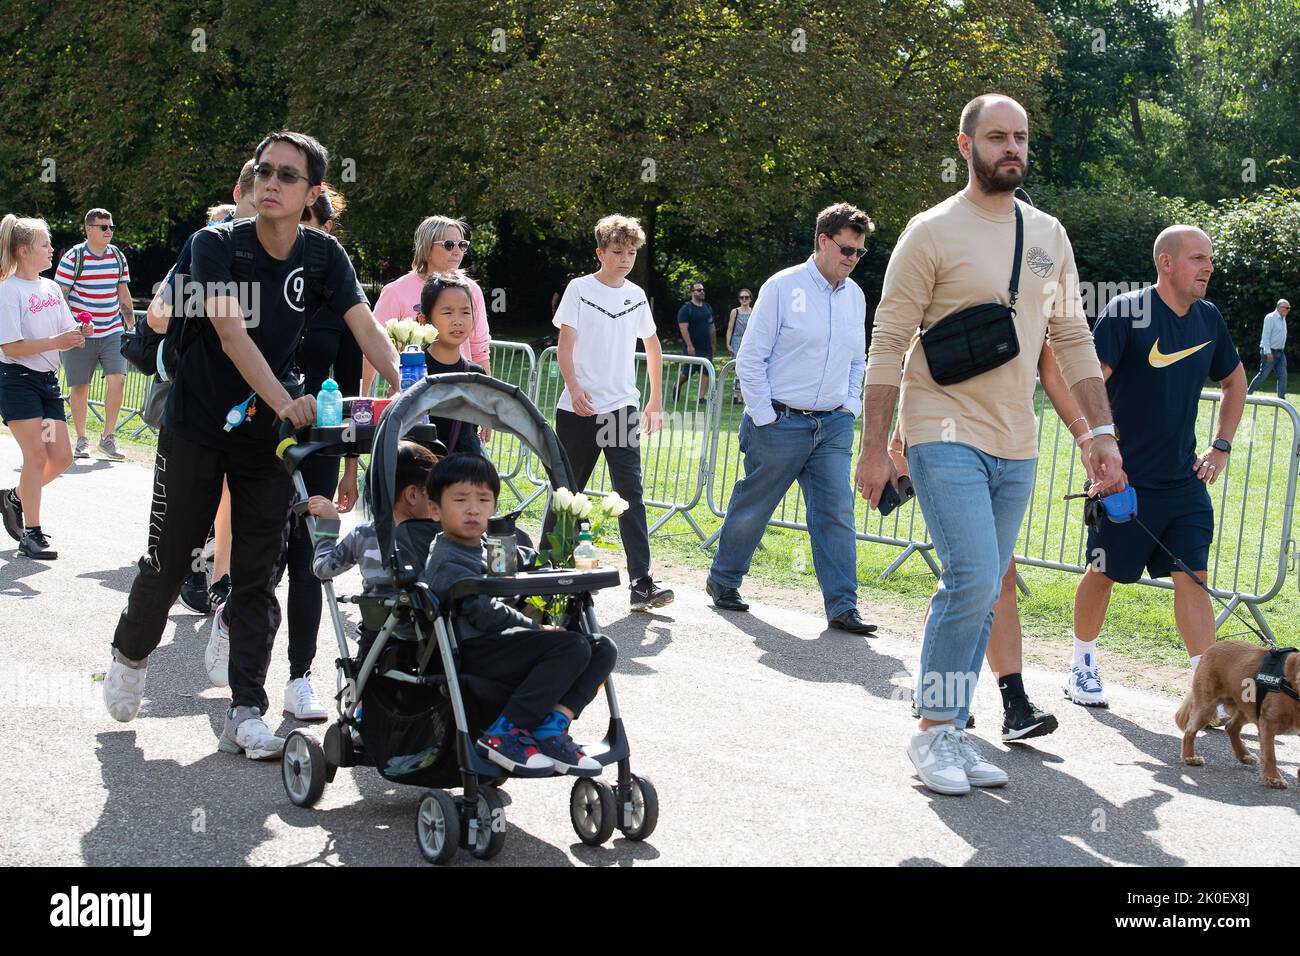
[{"left": 772, "top": 401, "right": 822, "bottom": 416}]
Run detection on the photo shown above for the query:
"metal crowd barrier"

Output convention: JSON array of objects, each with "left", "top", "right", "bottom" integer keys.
[
  {"left": 525, "top": 346, "right": 716, "bottom": 540},
  {"left": 1015, "top": 389, "right": 1299, "bottom": 643},
  {"left": 702, "top": 360, "right": 941, "bottom": 575},
  {"left": 50, "top": 324, "right": 1300, "bottom": 637},
  {"left": 704, "top": 362, "right": 1299, "bottom": 641}
]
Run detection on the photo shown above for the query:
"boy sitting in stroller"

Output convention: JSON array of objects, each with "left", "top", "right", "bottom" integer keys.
[
  {"left": 308, "top": 440, "right": 439, "bottom": 589},
  {"left": 422, "top": 453, "right": 617, "bottom": 777}
]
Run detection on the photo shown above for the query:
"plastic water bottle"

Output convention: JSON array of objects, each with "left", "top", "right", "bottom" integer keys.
[
  {"left": 400, "top": 347, "right": 426, "bottom": 392},
  {"left": 316, "top": 378, "right": 343, "bottom": 427},
  {"left": 573, "top": 522, "right": 598, "bottom": 570}
]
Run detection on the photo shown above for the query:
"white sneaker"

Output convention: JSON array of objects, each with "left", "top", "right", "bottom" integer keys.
[
  {"left": 1063, "top": 664, "right": 1109, "bottom": 708},
  {"left": 952, "top": 729, "right": 1009, "bottom": 787},
  {"left": 205, "top": 604, "right": 230, "bottom": 687},
  {"left": 218, "top": 706, "right": 284, "bottom": 760},
  {"left": 283, "top": 677, "right": 329, "bottom": 721},
  {"left": 907, "top": 724, "right": 971, "bottom": 795},
  {"left": 103, "top": 655, "right": 147, "bottom": 722}
]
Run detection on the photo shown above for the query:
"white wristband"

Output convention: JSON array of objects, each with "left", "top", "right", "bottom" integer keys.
[{"left": 1090, "top": 424, "right": 1116, "bottom": 439}]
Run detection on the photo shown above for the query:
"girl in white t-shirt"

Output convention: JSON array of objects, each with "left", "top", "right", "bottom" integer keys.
[{"left": 0, "top": 214, "right": 87, "bottom": 559}]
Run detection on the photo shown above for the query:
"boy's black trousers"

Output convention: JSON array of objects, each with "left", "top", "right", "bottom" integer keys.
[
  {"left": 544, "top": 405, "right": 652, "bottom": 583},
  {"left": 461, "top": 628, "right": 617, "bottom": 729}
]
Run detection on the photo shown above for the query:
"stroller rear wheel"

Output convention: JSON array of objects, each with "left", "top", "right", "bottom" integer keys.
[
  {"left": 415, "top": 789, "right": 460, "bottom": 865},
  {"left": 618, "top": 774, "right": 659, "bottom": 841},
  {"left": 570, "top": 779, "right": 617, "bottom": 846},
  {"left": 469, "top": 787, "right": 507, "bottom": 860},
  {"left": 281, "top": 731, "right": 327, "bottom": 808}
]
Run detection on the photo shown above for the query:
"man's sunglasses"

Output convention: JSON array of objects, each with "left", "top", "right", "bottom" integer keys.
[
  {"left": 88, "top": 224, "right": 114, "bottom": 232},
  {"left": 253, "top": 162, "right": 310, "bottom": 185},
  {"left": 437, "top": 239, "right": 470, "bottom": 252},
  {"left": 823, "top": 236, "right": 867, "bottom": 259}
]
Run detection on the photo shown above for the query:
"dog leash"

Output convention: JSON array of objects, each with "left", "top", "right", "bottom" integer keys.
[{"left": 1064, "top": 485, "right": 1276, "bottom": 648}]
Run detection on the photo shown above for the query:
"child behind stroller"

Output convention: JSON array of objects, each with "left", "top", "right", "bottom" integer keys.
[
  {"left": 309, "top": 440, "right": 439, "bottom": 591},
  {"left": 422, "top": 453, "right": 617, "bottom": 777}
]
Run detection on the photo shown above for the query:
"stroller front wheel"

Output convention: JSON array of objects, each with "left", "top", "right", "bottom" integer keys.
[
  {"left": 618, "top": 773, "right": 659, "bottom": 842},
  {"left": 415, "top": 789, "right": 460, "bottom": 865},
  {"left": 570, "top": 778, "right": 617, "bottom": 846},
  {"left": 281, "top": 731, "right": 327, "bottom": 808},
  {"left": 470, "top": 787, "right": 507, "bottom": 860}
]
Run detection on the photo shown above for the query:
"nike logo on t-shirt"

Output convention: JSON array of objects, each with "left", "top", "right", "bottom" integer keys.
[{"left": 1148, "top": 338, "right": 1211, "bottom": 368}]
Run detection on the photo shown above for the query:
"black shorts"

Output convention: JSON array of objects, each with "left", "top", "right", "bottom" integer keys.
[
  {"left": 1085, "top": 480, "right": 1213, "bottom": 583},
  {"left": 0, "top": 363, "right": 65, "bottom": 425}
]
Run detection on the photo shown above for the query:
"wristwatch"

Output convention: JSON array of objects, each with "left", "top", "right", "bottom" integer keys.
[{"left": 1212, "top": 438, "right": 1232, "bottom": 454}]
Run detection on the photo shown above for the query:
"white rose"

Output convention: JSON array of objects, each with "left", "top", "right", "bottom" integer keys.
[
  {"left": 421, "top": 325, "right": 440, "bottom": 346},
  {"left": 385, "top": 318, "right": 400, "bottom": 334},
  {"left": 605, "top": 492, "right": 629, "bottom": 517},
  {"left": 398, "top": 319, "right": 419, "bottom": 344},
  {"left": 573, "top": 493, "right": 593, "bottom": 518},
  {"left": 554, "top": 487, "right": 574, "bottom": 511}
]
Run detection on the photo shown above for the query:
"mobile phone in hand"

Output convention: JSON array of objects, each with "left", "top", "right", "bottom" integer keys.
[{"left": 877, "top": 475, "right": 915, "bottom": 517}]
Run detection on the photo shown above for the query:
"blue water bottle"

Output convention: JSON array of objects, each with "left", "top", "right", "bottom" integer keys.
[
  {"left": 400, "top": 347, "right": 426, "bottom": 392},
  {"left": 316, "top": 378, "right": 343, "bottom": 427}
]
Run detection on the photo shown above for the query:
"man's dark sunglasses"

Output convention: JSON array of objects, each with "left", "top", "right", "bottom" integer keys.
[
  {"left": 253, "top": 162, "right": 309, "bottom": 185},
  {"left": 824, "top": 236, "right": 867, "bottom": 259},
  {"left": 89, "top": 223, "right": 114, "bottom": 231}
]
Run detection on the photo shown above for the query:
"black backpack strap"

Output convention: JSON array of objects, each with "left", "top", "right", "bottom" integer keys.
[
  {"left": 230, "top": 219, "right": 257, "bottom": 284},
  {"left": 1009, "top": 203, "right": 1023, "bottom": 308},
  {"left": 301, "top": 226, "right": 332, "bottom": 320}
]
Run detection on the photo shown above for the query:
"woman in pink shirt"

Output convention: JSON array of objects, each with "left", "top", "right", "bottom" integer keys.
[{"left": 368, "top": 215, "right": 491, "bottom": 393}]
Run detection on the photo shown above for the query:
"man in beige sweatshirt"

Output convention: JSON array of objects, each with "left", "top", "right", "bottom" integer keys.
[{"left": 855, "top": 94, "right": 1126, "bottom": 796}]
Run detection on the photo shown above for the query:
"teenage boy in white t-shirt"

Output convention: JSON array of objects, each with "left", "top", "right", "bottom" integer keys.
[{"left": 543, "top": 214, "right": 674, "bottom": 611}]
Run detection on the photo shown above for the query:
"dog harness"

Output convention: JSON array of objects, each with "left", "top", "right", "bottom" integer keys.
[{"left": 1254, "top": 647, "right": 1300, "bottom": 712}]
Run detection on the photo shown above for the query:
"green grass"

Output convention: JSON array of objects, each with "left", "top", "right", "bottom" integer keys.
[{"left": 62, "top": 347, "right": 1300, "bottom": 669}]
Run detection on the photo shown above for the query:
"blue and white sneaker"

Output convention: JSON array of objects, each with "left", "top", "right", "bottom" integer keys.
[
  {"left": 537, "top": 732, "right": 601, "bottom": 776},
  {"left": 477, "top": 727, "right": 554, "bottom": 775},
  {"left": 1063, "top": 664, "right": 1109, "bottom": 708}
]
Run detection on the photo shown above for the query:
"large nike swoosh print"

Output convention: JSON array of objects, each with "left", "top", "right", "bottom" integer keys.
[{"left": 1148, "top": 338, "right": 1211, "bottom": 368}]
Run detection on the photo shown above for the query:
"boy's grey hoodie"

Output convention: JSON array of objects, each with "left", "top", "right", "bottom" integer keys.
[{"left": 423, "top": 532, "right": 538, "bottom": 641}]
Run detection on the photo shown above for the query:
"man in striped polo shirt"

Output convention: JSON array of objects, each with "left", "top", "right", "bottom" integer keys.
[{"left": 56, "top": 208, "right": 135, "bottom": 461}]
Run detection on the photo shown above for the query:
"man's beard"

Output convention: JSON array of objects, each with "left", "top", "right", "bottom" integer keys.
[{"left": 972, "top": 150, "right": 1026, "bottom": 193}]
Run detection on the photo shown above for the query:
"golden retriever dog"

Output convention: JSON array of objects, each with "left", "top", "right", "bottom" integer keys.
[{"left": 1175, "top": 640, "right": 1300, "bottom": 789}]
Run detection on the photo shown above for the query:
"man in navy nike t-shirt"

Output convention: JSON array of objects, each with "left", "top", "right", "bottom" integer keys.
[{"left": 1064, "top": 225, "right": 1245, "bottom": 709}]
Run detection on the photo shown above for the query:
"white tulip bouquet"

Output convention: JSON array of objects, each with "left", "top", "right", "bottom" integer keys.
[
  {"left": 539, "top": 486, "right": 629, "bottom": 568},
  {"left": 385, "top": 318, "right": 438, "bottom": 350}
]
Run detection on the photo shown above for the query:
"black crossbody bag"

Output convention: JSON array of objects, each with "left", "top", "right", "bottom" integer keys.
[{"left": 919, "top": 203, "right": 1023, "bottom": 386}]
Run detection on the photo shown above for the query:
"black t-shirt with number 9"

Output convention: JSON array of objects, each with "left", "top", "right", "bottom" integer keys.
[{"left": 165, "top": 221, "right": 366, "bottom": 448}]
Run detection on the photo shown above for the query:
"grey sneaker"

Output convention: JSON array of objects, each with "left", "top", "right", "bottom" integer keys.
[
  {"left": 218, "top": 706, "right": 284, "bottom": 760},
  {"left": 74, "top": 436, "right": 90, "bottom": 459},
  {"left": 952, "top": 729, "right": 1009, "bottom": 787},
  {"left": 98, "top": 434, "right": 126, "bottom": 461},
  {"left": 907, "top": 725, "right": 971, "bottom": 795}
]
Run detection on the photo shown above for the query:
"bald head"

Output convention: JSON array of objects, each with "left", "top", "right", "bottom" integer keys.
[
  {"left": 960, "top": 94, "right": 1027, "bottom": 138},
  {"left": 1153, "top": 225, "right": 1210, "bottom": 269}
]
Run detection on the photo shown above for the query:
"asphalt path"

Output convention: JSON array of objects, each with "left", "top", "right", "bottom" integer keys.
[{"left": 2, "top": 434, "right": 1297, "bottom": 867}]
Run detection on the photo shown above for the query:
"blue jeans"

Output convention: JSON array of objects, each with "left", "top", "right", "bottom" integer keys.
[
  {"left": 710, "top": 410, "right": 858, "bottom": 617},
  {"left": 1248, "top": 349, "right": 1286, "bottom": 398},
  {"left": 908, "top": 442, "right": 1036, "bottom": 724}
]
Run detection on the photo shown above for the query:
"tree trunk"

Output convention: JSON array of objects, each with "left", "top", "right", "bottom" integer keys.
[{"left": 1129, "top": 92, "right": 1145, "bottom": 145}]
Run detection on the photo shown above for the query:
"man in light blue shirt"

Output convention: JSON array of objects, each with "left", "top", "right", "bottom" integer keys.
[
  {"left": 706, "top": 203, "right": 876, "bottom": 634},
  {"left": 1247, "top": 299, "right": 1289, "bottom": 398}
]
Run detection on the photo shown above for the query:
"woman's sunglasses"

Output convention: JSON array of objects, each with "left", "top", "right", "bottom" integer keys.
[{"left": 437, "top": 239, "right": 470, "bottom": 252}]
